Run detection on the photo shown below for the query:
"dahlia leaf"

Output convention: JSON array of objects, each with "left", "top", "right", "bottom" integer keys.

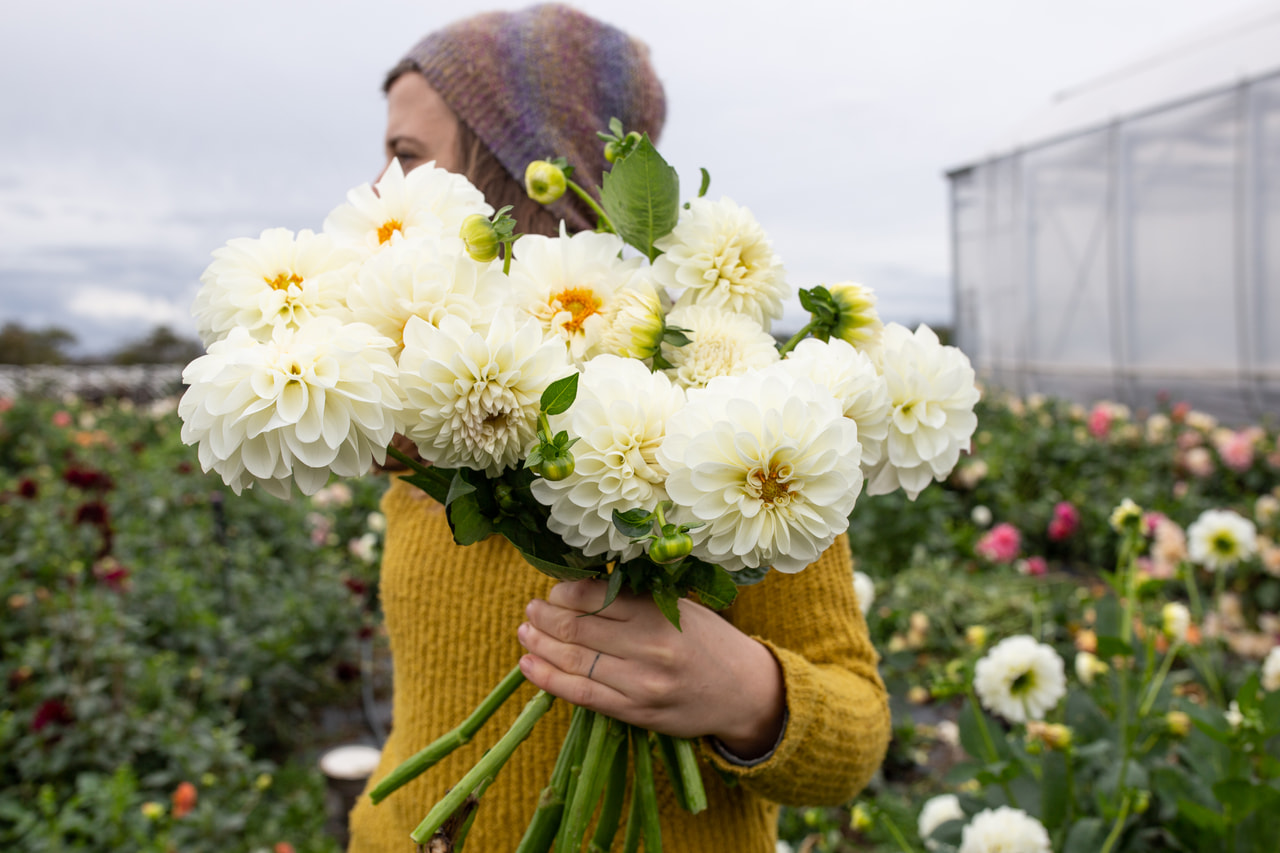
[
  {"left": 540, "top": 373, "right": 579, "bottom": 416},
  {"left": 600, "top": 134, "right": 679, "bottom": 262}
]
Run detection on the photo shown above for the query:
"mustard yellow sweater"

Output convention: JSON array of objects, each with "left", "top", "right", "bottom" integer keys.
[{"left": 348, "top": 477, "right": 890, "bottom": 852}]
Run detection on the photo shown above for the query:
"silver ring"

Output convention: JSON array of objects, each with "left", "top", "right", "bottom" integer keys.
[{"left": 586, "top": 651, "right": 603, "bottom": 680}]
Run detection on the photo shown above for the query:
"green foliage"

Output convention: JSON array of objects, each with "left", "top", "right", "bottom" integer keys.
[
  {"left": 0, "top": 323, "right": 77, "bottom": 365},
  {"left": 599, "top": 134, "right": 680, "bottom": 261}
]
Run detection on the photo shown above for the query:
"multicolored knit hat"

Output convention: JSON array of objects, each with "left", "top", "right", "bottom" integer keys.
[{"left": 394, "top": 3, "right": 667, "bottom": 233}]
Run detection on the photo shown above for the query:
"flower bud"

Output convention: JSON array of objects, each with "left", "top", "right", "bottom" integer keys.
[
  {"left": 907, "top": 686, "right": 930, "bottom": 705},
  {"left": 965, "top": 625, "right": 988, "bottom": 649},
  {"left": 1026, "top": 721, "right": 1073, "bottom": 751},
  {"left": 828, "top": 282, "right": 883, "bottom": 349},
  {"left": 525, "top": 160, "right": 567, "bottom": 204},
  {"left": 538, "top": 453, "right": 575, "bottom": 481},
  {"left": 459, "top": 213, "right": 500, "bottom": 263},
  {"left": 255, "top": 773, "right": 273, "bottom": 791},
  {"left": 1133, "top": 790, "right": 1151, "bottom": 814},
  {"left": 1165, "top": 710, "right": 1191, "bottom": 737},
  {"left": 1109, "top": 497, "right": 1144, "bottom": 534},
  {"left": 141, "top": 802, "right": 165, "bottom": 820},
  {"left": 850, "top": 804, "right": 874, "bottom": 832},
  {"left": 1075, "top": 651, "right": 1108, "bottom": 686},
  {"left": 649, "top": 529, "right": 693, "bottom": 565}
]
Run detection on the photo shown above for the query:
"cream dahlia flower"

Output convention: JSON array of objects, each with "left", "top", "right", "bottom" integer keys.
[
  {"left": 958, "top": 807, "right": 1051, "bottom": 853},
  {"left": 343, "top": 236, "right": 506, "bottom": 355},
  {"left": 1162, "top": 601, "right": 1191, "bottom": 641},
  {"left": 657, "top": 371, "right": 862, "bottom": 573},
  {"left": 530, "top": 356, "right": 687, "bottom": 559},
  {"left": 397, "top": 311, "right": 571, "bottom": 476},
  {"left": 1188, "top": 508, "right": 1258, "bottom": 571},
  {"left": 178, "top": 319, "right": 402, "bottom": 498},
  {"left": 918, "top": 794, "right": 964, "bottom": 852},
  {"left": 660, "top": 305, "right": 779, "bottom": 390},
  {"left": 653, "top": 197, "right": 789, "bottom": 330},
  {"left": 1262, "top": 646, "right": 1280, "bottom": 692},
  {"left": 775, "top": 337, "right": 891, "bottom": 470},
  {"left": 594, "top": 279, "right": 668, "bottom": 360},
  {"left": 506, "top": 226, "right": 644, "bottom": 365},
  {"left": 193, "top": 228, "right": 359, "bottom": 346},
  {"left": 323, "top": 158, "right": 491, "bottom": 256},
  {"left": 973, "top": 635, "right": 1066, "bottom": 722},
  {"left": 864, "top": 323, "right": 980, "bottom": 499},
  {"left": 853, "top": 571, "right": 876, "bottom": 617}
]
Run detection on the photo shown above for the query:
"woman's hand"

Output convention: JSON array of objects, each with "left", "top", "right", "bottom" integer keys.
[{"left": 517, "top": 580, "right": 785, "bottom": 760}]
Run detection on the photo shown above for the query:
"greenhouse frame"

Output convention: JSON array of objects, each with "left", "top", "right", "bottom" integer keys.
[{"left": 948, "top": 5, "right": 1280, "bottom": 422}]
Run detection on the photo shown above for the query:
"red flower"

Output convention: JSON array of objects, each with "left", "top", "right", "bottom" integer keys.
[
  {"left": 1047, "top": 501, "right": 1080, "bottom": 542},
  {"left": 51, "top": 410, "right": 72, "bottom": 428},
  {"left": 17, "top": 479, "right": 38, "bottom": 500},
  {"left": 93, "top": 558, "right": 131, "bottom": 592},
  {"left": 32, "top": 699, "right": 74, "bottom": 733},
  {"left": 74, "top": 501, "right": 109, "bottom": 527},
  {"left": 275, "top": 844, "right": 297, "bottom": 853},
  {"left": 172, "top": 781, "right": 198, "bottom": 818},
  {"left": 63, "top": 466, "right": 114, "bottom": 492},
  {"left": 344, "top": 577, "right": 368, "bottom": 596}
]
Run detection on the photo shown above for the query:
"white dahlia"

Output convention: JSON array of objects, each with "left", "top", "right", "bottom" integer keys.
[
  {"left": 397, "top": 311, "right": 571, "bottom": 476},
  {"left": 193, "top": 228, "right": 359, "bottom": 346},
  {"left": 1187, "top": 508, "right": 1258, "bottom": 572},
  {"left": 958, "top": 807, "right": 1051, "bottom": 853},
  {"left": 660, "top": 305, "right": 780, "bottom": 390},
  {"left": 1162, "top": 601, "right": 1191, "bottom": 641},
  {"left": 653, "top": 196, "right": 789, "bottom": 330},
  {"left": 343, "top": 236, "right": 506, "bottom": 355},
  {"left": 323, "top": 158, "right": 491, "bottom": 256},
  {"left": 594, "top": 279, "right": 668, "bottom": 361},
  {"left": 853, "top": 571, "right": 876, "bottom": 617},
  {"left": 918, "top": 794, "right": 964, "bottom": 851},
  {"left": 530, "top": 356, "right": 687, "bottom": 559},
  {"left": 775, "top": 337, "right": 891, "bottom": 470},
  {"left": 864, "top": 323, "right": 980, "bottom": 500},
  {"left": 506, "top": 226, "right": 644, "bottom": 365},
  {"left": 178, "top": 319, "right": 401, "bottom": 498},
  {"left": 973, "top": 635, "right": 1066, "bottom": 723},
  {"left": 657, "top": 371, "right": 862, "bottom": 573},
  {"left": 1262, "top": 646, "right": 1280, "bottom": 692}
]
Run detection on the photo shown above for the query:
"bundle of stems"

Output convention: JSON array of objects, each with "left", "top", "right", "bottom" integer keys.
[{"left": 368, "top": 664, "right": 707, "bottom": 852}]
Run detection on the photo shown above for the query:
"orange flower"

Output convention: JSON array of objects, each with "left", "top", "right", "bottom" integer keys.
[
  {"left": 172, "top": 781, "right": 197, "bottom": 818},
  {"left": 274, "top": 844, "right": 296, "bottom": 853}
]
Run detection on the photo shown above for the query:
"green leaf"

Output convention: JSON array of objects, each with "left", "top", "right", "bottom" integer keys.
[
  {"left": 599, "top": 134, "right": 679, "bottom": 261},
  {"left": 1176, "top": 798, "right": 1226, "bottom": 832},
  {"left": 446, "top": 470, "right": 477, "bottom": 507},
  {"left": 398, "top": 468, "right": 452, "bottom": 505},
  {"left": 612, "top": 508, "right": 655, "bottom": 538},
  {"left": 1094, "top": 594, "right": 1122, "bottom": 640},
  {"left": 730, "top": 565, "right": 770, "bottom": 586},
  {"left": 697, "top": 168, "right": 711, "bottom": 198},
  {"left": 1235, "top": 671, "right": 1261, "bottom": 715},
  {"left": 1065, "top": 689, "right": 1114, "bottom": 743},
  {"left": 1062, "top": 818, "right": 1108, "bottom": 853},
  {"left": 1040, "top": 751, "right": 1069, "bottom": 829},
  {"left": 661, "top": 324, "right": 691, "bottom": 347},
  {"left": 1094, "top": 634, "right": 1133, "bottom": 659},
  {"left": 651, "top": 585, "right": 682, "bottom": 631},
  {"left": 1263, "top": 690, "right": 1280, "bottom": 735},
  {"left": 595, "top": 566, "right": 626, "bottom": 614},
  {"left": 683, "top": 562, "right": 738, "bottom": 611},
  {"left": 959, "top": 699, "right": 1009, "bottom": 763},
  {"left": 516, "top": 549, "right": 600, "bottom": 581},
  {"left": 1212, "top": 779, "right": 1280, "bottom": 822},
  {"left": 541, "top": 373, "right": 579, "bottom": 416},
  {"left": 447, "top": 493, "right": 493, "bottom": 546}
]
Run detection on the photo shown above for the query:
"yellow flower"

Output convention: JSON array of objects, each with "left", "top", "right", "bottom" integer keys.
[
  {"left": 966, "top": 625, "right": 989, "bottom": 649},
  {"left": 141, "top": 802, "right": 165, "bottom": 820},
  {"left": 850, "top": 804, "right": 874, "bottom": 832}
]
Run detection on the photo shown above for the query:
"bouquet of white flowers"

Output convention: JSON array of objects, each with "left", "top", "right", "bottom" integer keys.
[{"left": 178, "top": 120, "right": 979, "bottom": 851}]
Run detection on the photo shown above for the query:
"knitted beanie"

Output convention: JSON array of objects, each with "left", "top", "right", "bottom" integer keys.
[{"left": 395, "top": 3, "right": 666, "bottom": 233}]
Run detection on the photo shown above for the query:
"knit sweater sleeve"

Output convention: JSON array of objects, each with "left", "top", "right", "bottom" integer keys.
[{"left": 702, "top": 535, "right": 890, "bottom": 806}]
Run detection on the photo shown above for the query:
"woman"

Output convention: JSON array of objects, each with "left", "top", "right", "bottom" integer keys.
[{"left": 348, "top": 5, "right": 890, "bottom": 851}]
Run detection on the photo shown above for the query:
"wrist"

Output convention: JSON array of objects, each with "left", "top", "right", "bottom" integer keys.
[{"left": 712, "top": 636, "right": 785, "bottom": 760}]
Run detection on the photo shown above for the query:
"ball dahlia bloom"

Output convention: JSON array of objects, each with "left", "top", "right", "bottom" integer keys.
[
  {"left": 323, "top": 158, "right": 491, "bottom": 256},
  {"left": 660, "top": 304, "right": 779, "bottom": 390},
  {"left": 178, "top": 319, "right": 402, "bottom": 498},
  {"left": 973, "top": 635, "right": 1066, "bottom": 722},
  {"left": 975, "top": 523, "right": 1021, "bottom": 564},
  {"left": 657, "top": 371, "right": 862, "bottom": 573},
  {"left": 193, "top": 228, "right": 359, "bottom": 346},
  {"left": 1187, "top": 508, "right": 1258, "bottom": 572},
  {"left": 958, "top": 807, "right": 1051, "bottom": 853},
  {"left": 864, "top": 323, "right": 980, "bottom": 499},
  {"left": 397, "top": 311, "right": 572, "bottom": 476},
  {"left": 531, "top": 356, "right": 687, "bottom": 560},
  {"left": 1047, "top": 501, "right": 1080, "bottom": 541},
  {"left": 918, "top": 793, "right": 964, "bottom": 851},
  {"left": 652, "top": 196, "right": 789, "bottom": 330}
]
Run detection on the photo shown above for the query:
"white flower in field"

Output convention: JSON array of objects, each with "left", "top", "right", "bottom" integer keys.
[
  {"left": 178, "top": 319, "right": 402, "bottom": 498},
  {"left": 853, "top": 571, "right": 875, "bottom": 617},
  {"left": 397, "top": 311, "right": 571, "bottom": 476},
  {"left": 343, "top": 236, "right": 506, "bottom": 355},
  {"left": 311, "top": 482, "right": 353, "bottom": 509},
  {"left": 918, "top": 794, "right": 964, "bottom": 851},
  {"left": 531, "top": 356, "right": 687, "bottom": 560},
  {"left": 1109, "top": 497, "right": 1143, "bottom": 533},
  {"left": 1162, "top": 602, "right": 1191, "bottom": 641},
  {"left": 1188, "top": 509, "right": 1258, "bottom": 571},
  {"left": 193, "top": 228, "right": 359, "bottom": 346},
  {"left": 366, "top": 511, "right": 387, "bottom": 533},
  {"left": 1262, "top": 646, "right": 1280, "bottom": 692},
  {"left": 958, "top": 807, "right": 1051, "bottom": 853},
  {"left": 594, "top": 279, "right": 668, "bottom": 360},
  {"left": 653, "top": 196, "right": 788, "bottom": 330},
  {"left": 506, "top": 226, "right": 644, "bottom": 364},
  {"left": 349, "top": 532, "right": 378, "bottom": 563},
  {"left": 660, "top": 304, "right": 779, "bottom": 390},
  {"left": 1075, "top": 651, "right": 1108, "bottom": 686},
  {"left": 973, "top": 635, "right": 1066, "bottom": 722},
  {"left": 1224, "top": 700, "right": 1243, "bottom": 730},
  {"left": 323, "top": 158, "right": 491, "bottom": 256},
  {"left": 775, "top": 336, "right": 890, "bottom": 469},
  {"left": 864, "top": 323, "right": 980, "bottom": 500},
  {"left": 658, "top": 370, "right": 862, "bottom": 573}
]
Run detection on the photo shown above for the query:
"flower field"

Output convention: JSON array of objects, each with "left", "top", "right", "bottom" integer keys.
[{"left": 2, "top": 387, "right": 1278, "bottom": 851}]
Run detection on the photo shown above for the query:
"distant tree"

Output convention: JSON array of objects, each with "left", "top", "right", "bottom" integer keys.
[
  {"left": 0, "top": 323, "right": 78, "bottom": 364},
  {"left": 109, "top": 326, "right": 205, "bottom": 365}
]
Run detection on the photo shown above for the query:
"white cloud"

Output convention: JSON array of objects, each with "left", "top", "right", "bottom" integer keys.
[{"left": 68, "top": 286, "right": 196, "bottom": 332}]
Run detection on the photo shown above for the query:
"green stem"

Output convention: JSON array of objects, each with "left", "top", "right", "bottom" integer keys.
[
  {"left": 868, "top": 803, "right": 916, "bottom": 853},
  {"left": 1138, "top": 641, "right": 1181, "bottom": 718},
  {"left": 565, "top": 179, "right": 617, "bottom": 234},
  {"left": 652, "top": 732, "right": 688, "bottom": 811},
  {"left": 1182, "top": 560, "right": 1204, "bottom": 622},
  {"left": 631, "top": 726, "right": 663, "bottom": 853},
  {"left": 621, "top": 737, "right": 643, "bottom": 853},
  {"left": 777, "top": 320, "right": 820, "bottom": 356},
  {"left": 671, "top": 737, "right": 707, "bottom": 814},
  {"left": 588, "top": 732, "right": 630, "bottom": 853},
  {"left": 451, "top": 775, "right": 495, "bottom": 852},
  {"left": 965, "top": 689, "right": 1019, "bottom": 809},
  {"left": 410, "top": 690, "right": 556, "bottom": 843},
  {"left": 371, "top": 666, "right": 526, "bottom": 804},
  {"left": 516, "top": 704, "right": 592, "bottom": 853},
  {"left": 555, "top": 712, "right": 625, "bottom": 853},
  {"left": 502, "top": 234, "right": 522, "bottom": 276},
  {"left": 1098, "top": 792, "right": 1132, "bottom": 853}
]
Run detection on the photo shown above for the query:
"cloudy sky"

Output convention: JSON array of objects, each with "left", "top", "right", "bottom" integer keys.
[{"left": 0, "top": 0, "right": 1266, "bottom": 356}]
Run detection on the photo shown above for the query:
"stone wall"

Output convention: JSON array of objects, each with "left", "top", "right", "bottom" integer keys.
[{"left": 0, "top": 365, "right": 185, "bottom": 403}]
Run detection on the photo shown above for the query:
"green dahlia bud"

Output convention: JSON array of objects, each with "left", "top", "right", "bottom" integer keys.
[
  {"left": 604, "top": 139, "right": 622, "bottom": 164},
  {"left": 459, "top": 213, "right": 500, "bottom": 263},
  {"left": 828, "top": 282, "right": 883, "bottom": 349},
  {"left": 537, "top": 453, "right": 575, "bottom": 481},
  {"left": 525, "top": 160, "right": 567, "bottom": 205},
  {"left": 649, "top": 528, "right": 693, "bottom": 564}
]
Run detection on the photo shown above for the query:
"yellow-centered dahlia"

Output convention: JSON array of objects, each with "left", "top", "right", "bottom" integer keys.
[{"left": 660, "top": 304, "right": 779, "bottom": 390}]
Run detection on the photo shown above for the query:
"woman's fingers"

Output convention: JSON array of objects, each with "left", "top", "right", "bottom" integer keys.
[
  {"left": 544, "top": 579, "right": 647, "bottom": 620},
  {"left": 517, "top": 643, "right": 632, "bottom": 718}
]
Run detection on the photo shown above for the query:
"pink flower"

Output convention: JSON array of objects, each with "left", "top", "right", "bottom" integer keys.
[
  {"left": 1018, "top": 556, "right": 1048, "bottom": 576},
  {"left": 1183, "top": 447, "right": 1214, "bottom": 479},
  {"left": 1171, "top": 401, "right": 1191, "bottom": 423},
  {"left": 51, "top": 410, "right": 72, "bottom": 428},
  {"left": 1215, "top": 430, "right": 1255, "bottom": 473},
  {"left": 1047, "top": 502, "right": 1080, "bottom": 541},
  {"left": 1087, "top": 404, "right": 1113, "bottom": 439},
  {"left": 976, "top": 523, "right": 1021, "bottom": 563},
  {"left": 0, "top": 397, "right": 12, "bottom": 413}
]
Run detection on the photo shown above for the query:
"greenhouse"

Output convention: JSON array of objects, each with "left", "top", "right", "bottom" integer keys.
[{"left": 948, "top": 4, "right": 1280, "bottom": 423}]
